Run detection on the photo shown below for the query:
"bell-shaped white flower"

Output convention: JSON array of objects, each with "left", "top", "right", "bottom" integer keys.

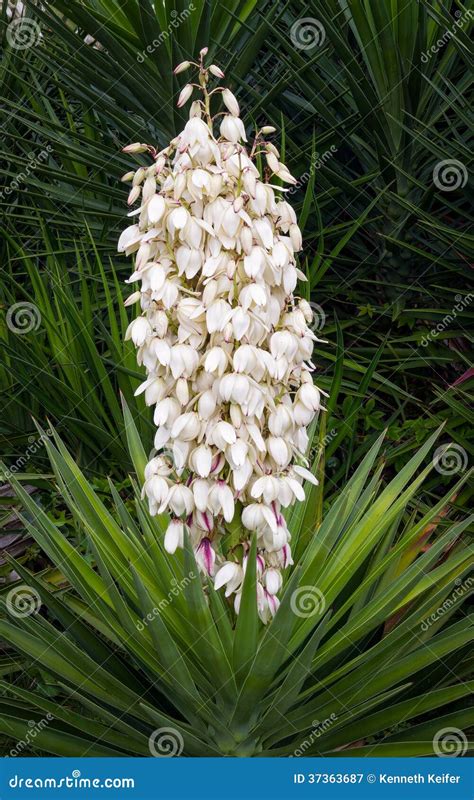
[
  {"left": 164, "top": 519, "right": 185, "bottom": 554},
  {"left": 214, "top": 562, "right": 244, "bottom": 596}
]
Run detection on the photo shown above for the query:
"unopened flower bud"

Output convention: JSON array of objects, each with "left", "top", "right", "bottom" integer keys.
[
  {"left": 222, "top": 88, "right": 240, "bottom": 116},
  {"left": 173, "top": 60, "right": 191, "bottom": 74},
  {"left": 177, "top": 84, "right": 194, "bottom": 108},
  {"left": 122, "top": 142, "right": 148, "bottom": 154},
  {"left": 209, "top": 64, "right": 225, "bottom": 78}
]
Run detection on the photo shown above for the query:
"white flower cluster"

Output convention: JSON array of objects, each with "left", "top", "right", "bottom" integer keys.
[{"left": 119, "top": 49, "right": 323, "bottom": 622}]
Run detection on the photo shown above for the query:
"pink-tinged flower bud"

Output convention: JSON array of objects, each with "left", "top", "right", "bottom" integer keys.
[
  {"left": 177, "top": 84, "right": 194, "bottom": 108},
  {"left": 127, "top": 186, "right": 141, "bottom": 205},
  {"left": 195, "top": 537, "right": 216, "bottom": 576},
  {"left": 120, "top": 171, "right": 135, "bottom": 182},
  {"left": 124, "top": 290, "right": 140, "bottom": 307},
  {"left": 173, "top": 60, "right": 191, "bottom": 74},
  {"left": 122, "top": 142, "right": 148, "bottom": 153},
  {"left": 209, "top": 64, "right": 225, "bottom": 78},
  {"left": 199, "top": 47, "right": 209, "bottom": 57}
]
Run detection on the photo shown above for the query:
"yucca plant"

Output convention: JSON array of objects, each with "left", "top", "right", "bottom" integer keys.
[
  {"left": 0, "top": 5, "right": 472, "bottom": 758},
  {"left": 1, "top": 0, "right": 471, "bottom": 492},
  {"left": 0, "top": 417, "right": 472, "bottom": 756}
]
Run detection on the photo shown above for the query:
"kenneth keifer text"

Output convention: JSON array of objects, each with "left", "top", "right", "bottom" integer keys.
[{"left": 379, "top": 773, "right": 460, "bottom": 784}]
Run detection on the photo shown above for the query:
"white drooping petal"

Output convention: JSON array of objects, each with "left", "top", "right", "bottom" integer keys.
[
  {"left": 164, "top": 519, "right": 184, "bottom": 554},
  {"left": 293, "top": 465, "right": 319, "bottom": 485},
  {"left": 214, "top": 562, "right": 243, "bottom": 596},
  {"left": 147, "top": 194, "right": 166, "bottom": 223},
  {"left": 118, "top": 224, "right": 141, "bottom": 253},
  {"left": 190, "top": 444, "right": 213, "bottom": 477},
  {"left": 193, "top": 479, "right": 210, "bottom": 512}
]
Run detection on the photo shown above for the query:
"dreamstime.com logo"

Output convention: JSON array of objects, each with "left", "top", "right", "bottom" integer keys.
[
  {"left": 290, "top": 18, "right": 326, "bottom": 50},
  {"left": 136, "top": 573, "right": 195, "bottom": 631},
  {"left": 432, "top": 443, "right": 468, "bottom": 476},
  {"left": 6, "top": 585, "right": 42, "bottom": 618},
  {"left": 290, "top": 586, "right": 326, "bottom": 618},
  {"left": 5, "top": 17, "right": 41, "bottom": 50},
  {"left": 0, "top": 144, "right": 53, "bottom": 201},
  {"left": 148, "top": 727, "right": 184, "bottom": 757},
  {"left": 421, "top": 9, "right": 473, "bottom": 63},
  {"left": 5, "top": 302, "right": 41, "bottom": 334},
  {"left": 8, "top": 771, "right": 135, "bottom": 789},
  {"left": 6, "top": 714, "right": 53, "bottom": 757},
  {"left": 433, "top": 159, "right": 468, "bottom": 192},
  {"left": 2, "top": 428, "right": 53, "bottom": 479},
  {"left": 309, "top": 301, "right": 326, "bottom": 333},
  {"left": 288, "top": 145, "right": 338, "bottom": 196},
  {"left": 420, "top": 293, "right": 473, "bottom": 346},
  {"left": 291, "top": 714, "right": 338, "bottom": 756},
  {"left": 433, "top": 727, "right": 468, "bottom": 757},
  {"left": 137, "top": 4, "right": 196, "bottom": 62},
  {"left": 421, "top": 577, "right": 473, "bottom": 632}
]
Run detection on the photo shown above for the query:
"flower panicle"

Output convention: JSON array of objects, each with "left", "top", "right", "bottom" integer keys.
[{"left": 119, "top": 50, "right": 323, "bottom": 623}]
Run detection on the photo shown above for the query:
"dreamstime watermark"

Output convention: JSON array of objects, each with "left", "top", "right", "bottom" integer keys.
[
  {"left": 6, "top": 584, "right": 42, "bottom": 618},
  {"left": 433, "top": 727, "right": 468, "bottom": 757},
  {"left": 6, "top": 714, "right": 53, "bottom": 757},
  {"left": 432, "top": 443, "right": 468, "bottom": 476},
  {"left": 290, "top": 18, "right": 326, "bottom": 50},
  {"left": 5, "top": 16, "right": 42, "bottom": 50},
  {"left": 136, "top": 572, "right": 195, "bottom": 631},
  {"left": 289, "top": 146, "right": 338, "bottom": 196},
  {"left": 5, "top": 301, "right": 42, "bottom": 334},
  {"left": 308, "top": 427, "right": 337, "bottom": 467},
  {"left": 421, "top": 9, "right": 473, "bottom": 63},
  {"left": 309, "top": 301, "right": 327, "bottom": 333},
  {"left": 290, "top": 586, "right": 326, "bottom": 618},
  {"left": 291, "top": 714, "right": 338, "bottom": 756},
  {"left": 420, "top": 293, "right": 473, "bottom": 346},
  {"left": 2, "top": 428, "right": 53, "bottom": 479},
  {"left": 148, "top": 727, "right": 184, "bottom": 757},
  {"left": 8, "top": 771, "right": 135, "bottom": 789},
  {"left": 421, "top": 577, "right": 473, "bottom": 632},
  {"left": 432, "top": 159, "right": 468, "bottom": 192},
  {"left": 0, "top": 144, "right": 53, "bottom": 201},
  {"left": 137, "top": 4, "right": 196, "bottom": 62}
]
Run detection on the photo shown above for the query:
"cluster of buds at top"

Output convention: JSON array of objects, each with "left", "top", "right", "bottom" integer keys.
[{"left": 119, "top": 48, "right": 324, "bottom": 623}]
